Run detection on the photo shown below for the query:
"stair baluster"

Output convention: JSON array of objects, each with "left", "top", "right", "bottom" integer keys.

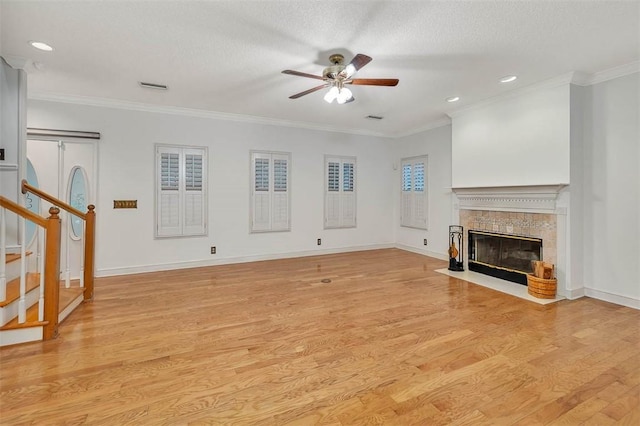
[
  {"left": 38, "top": 226, "right": 45, "bottom": 322},
  {"left": 64, "top": 209, "right": 71, "bottom": 289},
  {"left": 18, "top": 216, "right": 27, "bottom": 323},
  {"left": 80, "top": 220, "right": 85, "bottom": 289}
]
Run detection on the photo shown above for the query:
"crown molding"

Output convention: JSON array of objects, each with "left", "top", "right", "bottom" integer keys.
[
  {"left": 587, "top": 61, "right": 640, "bottom": 85},
  {"left": 28, "top": 92, "right": 392, "bottom": 139},
  {"left": 1, "top": 55, "right": 41, "bottom": 73},
  {"left": 447, "top": 72, "right": 576, "bottom": 119},
  {"left": 447, "top": 61, "right": 639, "bottom": 119},
  {"left": 393, "top": 117, "right": 452, "bottom": 138}
]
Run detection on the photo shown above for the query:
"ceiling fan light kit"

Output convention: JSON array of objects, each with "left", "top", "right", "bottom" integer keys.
[{"left": 282, "top": 53, "right": 398, "bottom": 104}]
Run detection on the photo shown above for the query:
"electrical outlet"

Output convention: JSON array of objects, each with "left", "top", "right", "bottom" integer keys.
[
  {"left": 317, "top": 238, "right": 322, "bottom": 246},
  {"left": 210, "top": 246, "right": 216, "bottom": 254},
  {"left": 423, "top": 239, "right": 428, "bottom": 246}
]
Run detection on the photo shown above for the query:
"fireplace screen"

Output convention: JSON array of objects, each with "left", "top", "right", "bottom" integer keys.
[{"left": 468, "top": 230, "right": 542, "bottom": 285}]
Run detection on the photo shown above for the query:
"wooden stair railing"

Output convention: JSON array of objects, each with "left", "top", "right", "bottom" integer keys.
[
  {"left": 0, "top": 196, "right": 61, "bottom": 340},
  {"left": 21, "top": 180, "right": 95, "bottom": 301}
]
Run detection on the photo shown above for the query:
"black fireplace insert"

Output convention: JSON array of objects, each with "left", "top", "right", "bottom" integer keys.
[{"left": 468, "top": 230, "right": 542, "bottom": 285}]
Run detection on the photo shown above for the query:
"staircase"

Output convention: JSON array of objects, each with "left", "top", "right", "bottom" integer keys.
[
  {"left": 0, "top": 181, "right": 95, "bottom": 347},
  {"left": 0, "top": 253, "right": 85, "bottom": 346}
]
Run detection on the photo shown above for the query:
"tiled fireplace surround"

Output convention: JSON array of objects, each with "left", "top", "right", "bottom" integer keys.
[
  {"left": 453, "top": 185, "right": 568, "bottom": 297},
  {"left": 460, "top": 210, "right": 557, "bottom": 266}
]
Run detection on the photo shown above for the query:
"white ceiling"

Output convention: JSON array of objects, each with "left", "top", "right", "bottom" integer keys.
[{"left": 1, "top": 0, "right": 639, "bottom": 137}]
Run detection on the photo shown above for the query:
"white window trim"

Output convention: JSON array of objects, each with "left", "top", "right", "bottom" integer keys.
[
  {"left": 401, "top": 155, "right": 429, "bottom": 230},
  {"left": 324, "top": 155, "right": 357, "bottom": 229},
  {"left": 250, "top": 150, "right": 291, "bottom": 233},
  {"left": 154, "top": 144, "right": 208, "bottom": 238}
]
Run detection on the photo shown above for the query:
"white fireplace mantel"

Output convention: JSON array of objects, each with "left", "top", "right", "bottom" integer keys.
[{"left": 452, "top": 185, "right": 567, "bottom": 214}]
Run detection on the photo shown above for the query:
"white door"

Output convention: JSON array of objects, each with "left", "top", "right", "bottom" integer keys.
[{"left": 27, "top": 139, "right": 97, "bottom": 283}]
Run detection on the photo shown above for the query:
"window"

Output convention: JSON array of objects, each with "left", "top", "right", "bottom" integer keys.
[
  {"left": 250, "top": 151, "right": 291, "bottom": 232},
  {"left": 401, "top": 155, "right": 428, "bottom": 229},
  {"left": 325, "top": 155, "right": 356, "bottom": 229},
  {"left": 155, "top": 145, "right": 207, "bottom": 237}
]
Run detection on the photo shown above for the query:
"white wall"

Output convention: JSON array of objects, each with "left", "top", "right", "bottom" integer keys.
[
  {"left": 0, "top": 57, "right": 27, "bottom": 248},
  {"left": 451, "top": 83, "right": 571, "bottom": 188},
  {"left": 582, "top": 72, "right": 640, "bottom": 307},
  {"left": 565, "top": 85, "right": 586, "bottom": 297},
  {"left": 393, "top": 125, "right": 452, "bottom": 259},
  {"left": 27, "top": 100, "right": 395, "bottom": 275}
]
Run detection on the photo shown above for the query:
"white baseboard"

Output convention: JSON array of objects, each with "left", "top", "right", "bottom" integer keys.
[
  {"left": 96, "top": 243, "right": 395, "bottom": 277},
  {"left": 394, "top": 244, "right": 448, "bottom": 261},
  {"left": 584, "top": 288, "right": 640, "bottom": 310},
  {"left": 564, "top": 287, "right": 585, "bottom": 300}
]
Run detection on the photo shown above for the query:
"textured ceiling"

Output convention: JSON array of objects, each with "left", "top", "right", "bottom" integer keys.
[{"left": 1, "top": 0, "right": 638, "bottom": 137}]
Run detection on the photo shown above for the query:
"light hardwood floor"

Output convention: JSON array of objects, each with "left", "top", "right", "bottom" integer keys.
[{"left": 1, "top": 249, "right": 639, "bottom": 424}]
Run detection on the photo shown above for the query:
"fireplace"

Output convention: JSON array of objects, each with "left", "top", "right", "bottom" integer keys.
[
  {"left": 451, "top": 185, "right": 567, "bottom": 298},
  {"left": 468, "top": 230, "right": 542, "bottom": 285}
]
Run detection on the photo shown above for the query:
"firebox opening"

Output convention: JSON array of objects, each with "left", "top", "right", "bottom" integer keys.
[{"left": 468, "top": 230, "right": 542, "bottom": 286}]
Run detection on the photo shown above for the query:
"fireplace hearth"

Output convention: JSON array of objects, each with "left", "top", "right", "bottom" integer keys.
[{"left": 468, "top": 230, "right": 542, "bottom": 285}]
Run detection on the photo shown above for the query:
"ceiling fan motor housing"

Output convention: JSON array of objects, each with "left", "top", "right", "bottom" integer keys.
[{"left": 323, "top": 54, "right": 346, "bottom": 80}]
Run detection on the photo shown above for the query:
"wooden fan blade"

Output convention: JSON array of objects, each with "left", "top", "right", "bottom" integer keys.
[
  {"left": 349, "top": 54, "right": 372, "bottom": 71},
  {"left": 282, "top": 70, "right": 324, "bottom": 80},
  {"left": 289, "top": 84, "right": 329, "bottom": 99},
  {"left": 348, "top": 78, "right": 399, "bottom": 86},
  {"left": 340, "top": 54, "right": 373, "bottom": 78}
]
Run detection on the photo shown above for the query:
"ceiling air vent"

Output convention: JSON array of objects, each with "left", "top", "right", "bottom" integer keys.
[
  {"left": 366, "top": 115, "right": 383, "bottom": 120},
  {"left": 139, "top": 81, "right": 168, "bottom": 90}
]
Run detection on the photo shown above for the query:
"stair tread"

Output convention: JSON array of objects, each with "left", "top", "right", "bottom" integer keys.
[
  {"left": 60, "top": 286, "right": 85, "bottom": 311},
  {"left": 5, "top": 252, "right": 33, "bottom": 264},
  {"left": 1, "top": 282, "right": 84, "bottom": 331},
  {"left": 0, "top": 273, "right": 40, "bottom": 307},
  {"left": 0, "top": 304, "right": 48, "bottom": 330},
  {"left": 0, "top": 273, "right": 84, "bottom": 330}
]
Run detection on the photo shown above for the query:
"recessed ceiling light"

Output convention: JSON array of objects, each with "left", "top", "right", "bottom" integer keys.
[
  {"left": 500, "top": 75, "right": 517, "bottom": 83},
  {"left": 29, "top": 41, "right": 54, "bottom": 51},
  {"left": 446, "top": 96, "right": 460, "bottom": 103}
]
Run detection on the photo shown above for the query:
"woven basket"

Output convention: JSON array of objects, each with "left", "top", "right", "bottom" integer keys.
[{"left": 527, "top": 274, "right": 557, "bottom": 299}]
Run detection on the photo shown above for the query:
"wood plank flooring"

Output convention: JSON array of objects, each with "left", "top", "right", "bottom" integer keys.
[{"left": 1, "top": 249, "right": 638, "bottom": 424}]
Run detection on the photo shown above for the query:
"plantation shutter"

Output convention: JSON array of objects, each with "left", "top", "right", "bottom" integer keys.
[
  {"left": 271, "top": 155, "right": 290, "bottom": 231},
  {"left": 251, "top": 151, "right": 291, "bottom": 232},
  {"left": 156, "top": 145, "right": 207, "bottom": 238},
  {"left": 325, "top": 156, "right": 356, "bottom": 229},
  {"left": 341, "top": 160, "right": 356, "bottom": 228},
  {"left": 412, "top": 160, "right": 427, "bottom": 229},
  {"left": 251, "top": 153, "right": 272, "bottom": 232},
  {"left": 157, "top": 147, "right": 182, "bottom": 237},
  {"left": 400, "top": 156, "right": 428, "bottom": 230},
  {"left": 183, "top": 149, "right": 205, "bottom": 235},
  {"left": 401, "top": 162, "right": 412, "bottom": 227},
  {"left": 325, "top": 159, "right": 341, "bottom": 228}
]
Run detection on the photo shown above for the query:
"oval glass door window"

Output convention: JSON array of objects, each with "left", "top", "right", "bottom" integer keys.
[
  {"left": 25, "top": 159, "right": 41, "bottom": 246},
  {"left": 68, "top": 166, "right": 89, "bottom": 240}
]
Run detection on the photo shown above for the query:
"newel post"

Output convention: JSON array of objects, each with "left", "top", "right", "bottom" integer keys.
[
  {"left": 83, "top": 205, "right": 96, "bottom": 301},
  {"left": 43, "top": 207, "right": 61, "bottom": 340}
]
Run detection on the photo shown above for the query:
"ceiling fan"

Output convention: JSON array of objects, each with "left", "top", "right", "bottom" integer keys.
[{"left": 282, "top": 53, "right": 399, "bottom": 104}]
